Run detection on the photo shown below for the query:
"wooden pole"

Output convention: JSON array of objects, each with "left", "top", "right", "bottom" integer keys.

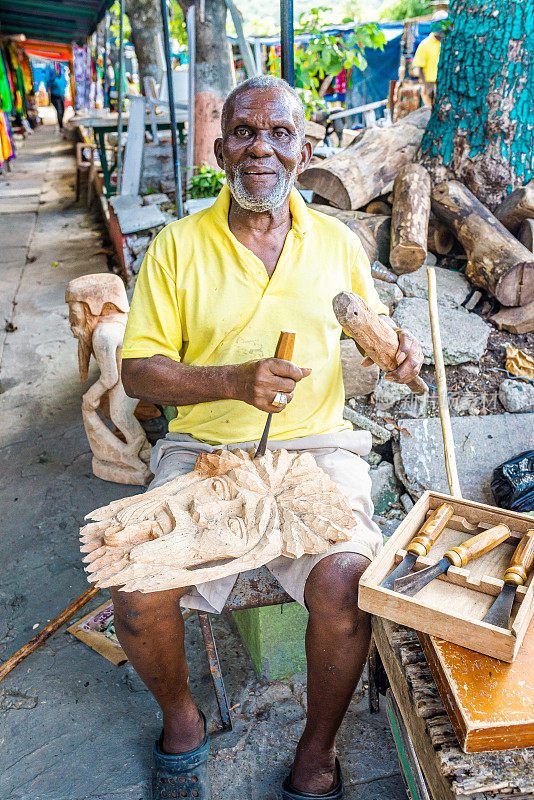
[
  {"left": 0, "top": 586, "right": 100, "bottom": 682},
  {"left": 427, "top": 267, "right": 462, "bottom": 499}
]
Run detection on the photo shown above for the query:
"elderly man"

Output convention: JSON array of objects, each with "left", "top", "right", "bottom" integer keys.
[{"left": 117, "top": 75, "right": 423, "bottom": 800}]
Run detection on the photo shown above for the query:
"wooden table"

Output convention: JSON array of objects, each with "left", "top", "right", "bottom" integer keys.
[
  {"left": 72, "top": 112, "right": 187, "bottom": 196},
  {"left": 372, "top": 617, "right": 534, "bottom": 800}
]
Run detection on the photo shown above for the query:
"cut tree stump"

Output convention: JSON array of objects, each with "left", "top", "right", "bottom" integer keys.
[
  {"left": 298, "top": 107, "right": 431, "bottom": 210},
  {"left": 494, "top": 180, "right": 534, "bottom": 234},
  {"left": 517, "top": 218, "right": 534, "bottom": 252},
  {"left": 431, "top": 181, "right": 534, "bottom": 307},
  {"left": 390, "top": 164, "right": 431, "bottom": 274},
  {"left": 427, "top": 218, "right": 454, "bottom": 255}
]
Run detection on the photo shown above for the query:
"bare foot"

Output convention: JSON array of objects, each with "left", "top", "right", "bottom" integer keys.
[{"left": 161, "top": 705, "right": 205, "bottom": 754}]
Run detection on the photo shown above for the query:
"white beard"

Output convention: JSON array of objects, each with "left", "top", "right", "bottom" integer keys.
[{"left": 226, "top": 163, "right": 298, "bottom": 212}]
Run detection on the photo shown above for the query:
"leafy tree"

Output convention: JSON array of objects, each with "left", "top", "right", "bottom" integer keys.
[
  {"left": 269, "top": 6, "right": 386, "bottom": 117},
  {"left": 379, "top": 0, "right": 431, "bottom": 21}
]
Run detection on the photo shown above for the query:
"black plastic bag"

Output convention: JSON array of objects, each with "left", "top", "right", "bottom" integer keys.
[{"left": 491, "top": 450, "right": 534, "bottom": 513}]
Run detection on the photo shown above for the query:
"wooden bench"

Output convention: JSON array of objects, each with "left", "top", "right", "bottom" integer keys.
[{"left": 371, "top": 617, "right": 534, "bottom": 799}]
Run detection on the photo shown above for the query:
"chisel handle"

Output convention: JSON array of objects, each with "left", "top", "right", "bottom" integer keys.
[
  {"left": 406, "top": 503, "right": 454, "bottom": 557},
  {"left": 274, "top": 329, "right": 296, "bottom": 361},
  {"left": 504, "top": 530, "right": 534, "bottom": 586},
  {"left": 446, "top": 524, "right": 510, "bottom": 568}
]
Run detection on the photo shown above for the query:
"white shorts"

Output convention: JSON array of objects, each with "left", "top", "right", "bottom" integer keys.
[{"left": 149, "top": 430, "right": 383, "bottom": 613}]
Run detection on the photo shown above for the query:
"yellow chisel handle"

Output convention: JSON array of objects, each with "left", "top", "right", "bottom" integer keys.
[
  {"left": 406, "top": 503, "right": 454, "bottom": 557},
  {"left": 503, "top": 530, "right": 534, "bottom": 586},
  {"left": 274, "top": 329, "right": 296, "bottom": 362},
  {"left": 445, "top": 524, "right": 510, "bottom": 568}
]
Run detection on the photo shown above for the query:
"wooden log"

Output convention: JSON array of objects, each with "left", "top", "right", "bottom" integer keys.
[
  {"left": 427, "top": 218, "right": 454, "bottom": 255},
  {"left": 365, "top": 199, "right": 392, "bottom": 216},
  {"left": 494, "top": 180, "right": 534, "bottom": 234},
  {"left": 431, "top": 181, "right": 534, "bottom": 307},
  {"left": 517, "top": 218, "right": 534, "bottom": 252},
  {"left": 390, "top": 164, "right": 431, "bottom": 274},
  {"left": 304, "top": 119, "right": 325, "bottom": 152},
  {"left": 298, "top": 107, "right": 431, "bottom": 210},
  {"left": 490, "top": 301, "right": 534, "bottom": 334},
  {"left": 308, "top": 205, "right": 392, "bottom": 265},
  {"left": 346, "top": 219, "right": 378, "bottom": 263}
]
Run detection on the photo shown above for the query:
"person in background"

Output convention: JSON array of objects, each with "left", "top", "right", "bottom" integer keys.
[
  {"left": 413, "top": 10, "right": 448, "bottom": 106},
  {"left": 46, "top": 61, "right": 68, "bottom": 131},
  {"left": 126, "top": 73, "right": 140, "bottom": 96}
]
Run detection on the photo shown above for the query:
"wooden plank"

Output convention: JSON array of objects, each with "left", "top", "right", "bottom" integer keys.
[{"left": 372, "top": 618, "right": 456, "bottom": 800}]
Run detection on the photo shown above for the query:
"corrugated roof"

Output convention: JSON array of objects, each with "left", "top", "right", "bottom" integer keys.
[{"left": 0, "top": 0, "right": 114, "bottom": 44}]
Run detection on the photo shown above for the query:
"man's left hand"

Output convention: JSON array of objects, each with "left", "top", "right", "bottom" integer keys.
[
  {"left": 362, "top": 329, "right": 423, "bottom": 384},
  {"left": 385, "top": 329, "right": 424, "bottom": 384}
]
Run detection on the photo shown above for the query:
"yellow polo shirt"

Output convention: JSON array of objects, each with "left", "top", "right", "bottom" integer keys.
[
  {"left": 413, "top": 33, "right": 441, "bottom": 82},
  {"left": 122, "top": 185, "right": 388, "bottom": 445}
]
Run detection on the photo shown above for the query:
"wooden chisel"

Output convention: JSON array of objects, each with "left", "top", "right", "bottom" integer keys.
[
  {"left": 380, "top": 503, "right": 454, "bottom": 590},
  {"left": 482, "top": 530, "right": 534, "bottom": 628},
  {"left": 393, "top": 524, "right": 511, "bottom": 597},
  {"left": 254, "top": 330, "right": 296, "bottom": 459}
]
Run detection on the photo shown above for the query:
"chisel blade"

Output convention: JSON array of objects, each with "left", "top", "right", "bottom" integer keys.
[
  {"left": 380, "top": 553, "right": 417, "bottom": 590},
  {"left": 394, "top": 556, "right": 451, "bottom": 597},
  {"left": 482, "top": 582, "right": 517, "bottom": 629}
]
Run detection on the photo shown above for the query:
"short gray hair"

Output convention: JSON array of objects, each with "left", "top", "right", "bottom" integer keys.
[{"left": 221, "top": 75, "right": 306, "bottom": 138}]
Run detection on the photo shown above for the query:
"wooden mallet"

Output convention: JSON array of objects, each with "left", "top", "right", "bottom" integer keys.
[{"left": 332, "top": 291, "right": 428, "bottom": 396}]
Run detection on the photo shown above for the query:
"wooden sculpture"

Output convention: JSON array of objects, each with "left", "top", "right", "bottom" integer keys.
[
  {"left": 66, "top": 274, "right": 151, "bottom": 485},
  {"left": 80, "top": 448, "right": 358, "bottom": 592}
]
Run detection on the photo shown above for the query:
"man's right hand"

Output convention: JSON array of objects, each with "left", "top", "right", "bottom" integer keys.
[{"left": 233, "top": 358, "right": 312, "bottom": 413}]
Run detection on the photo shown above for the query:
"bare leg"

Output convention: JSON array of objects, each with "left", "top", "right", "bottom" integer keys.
[
  {"left": 291, "top": 553, "right": 372, "bottom": 794},
  {"left": 111, "top": 586, "right": 205, "bottom": 754}
]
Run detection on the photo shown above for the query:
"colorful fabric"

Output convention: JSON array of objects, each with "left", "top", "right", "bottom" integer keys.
[
  {"left": 413, "top": 32, "right": 441, "bottom": 83},
  {"left": 122, "top": 184, "right": 388, "bottom": 446},
  {"left": 0, "top": 47, "right": 12, "bottom": 113},
  {"left": 0, "top": 111, "right": 15, "bottom": 166}
]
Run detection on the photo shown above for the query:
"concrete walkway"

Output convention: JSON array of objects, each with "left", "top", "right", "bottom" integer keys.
[{"left": 0, "top": 122, "right": 407, "bottom": 800}]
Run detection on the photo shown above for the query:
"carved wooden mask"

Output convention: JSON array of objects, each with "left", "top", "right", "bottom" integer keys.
[{"left": 80, "top": 448, "right": 358, "bottom": 593}]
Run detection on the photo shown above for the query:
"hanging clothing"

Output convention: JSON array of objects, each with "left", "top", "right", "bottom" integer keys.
[{"left": 0, "top": 111, "right": 15, "bottom": 167}]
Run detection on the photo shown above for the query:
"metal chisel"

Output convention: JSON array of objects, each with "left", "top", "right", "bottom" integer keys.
[
  {"left": 393, "top": 524, "right": 511, "bottom": 597},
  {"left": 380, "top": 503, "right": 454, "bottom": 590},
  {"left": 482, "top": 530, "right": 534, "bottom": 629},
  {"left": 254, "top": 330, "right": 296, "bottom": 459}
]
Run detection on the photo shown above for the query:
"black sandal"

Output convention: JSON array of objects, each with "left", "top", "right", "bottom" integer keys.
[
  {"left": 281, "top": 758, "right": 344, "bottom": 799},
  {"left": 152, "top": 713, "right": 211, "bottom": 800}
]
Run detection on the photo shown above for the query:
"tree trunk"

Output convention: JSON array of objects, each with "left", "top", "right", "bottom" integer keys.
[
  {"left": 187, "top": 0, "right": 234, "bottom": 168},
  {"left": 419, "top": 0, "right": 534, "bottom": 211},
  {"left": 125, "top": 0, "right": 162, "bottom": 83},
  {"left": 390, "top": 164, "right": 431, "bottom": 274},
  {"left": 299, "top": 107, "right": 430, "bottom": 210},
  {"left": 432, "top": 181, "right": 534, "bottom": 306}
]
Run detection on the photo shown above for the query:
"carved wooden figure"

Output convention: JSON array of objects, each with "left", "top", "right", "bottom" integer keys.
[
  {"left": 80, "top": 448, "right": 358, "bottom": 592},
  {"left": 66, "top": 274, "right": 151, "bottom": 485}
]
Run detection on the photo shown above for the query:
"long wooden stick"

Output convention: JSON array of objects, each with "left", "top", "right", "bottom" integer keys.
[
  {"left": 427, "top": 267, "right": 462, "bottom": 499},
  {"left": 0, "top": 585, "right": 100, "bottom": 682}
]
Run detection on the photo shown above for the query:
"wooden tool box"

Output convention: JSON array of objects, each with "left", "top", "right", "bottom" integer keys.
[
  {"left": 419, "top": 620, "right": 534, "bottom": 752},
  {"left": 359, "top": 491, "right": 534, "bottom": 662}
]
